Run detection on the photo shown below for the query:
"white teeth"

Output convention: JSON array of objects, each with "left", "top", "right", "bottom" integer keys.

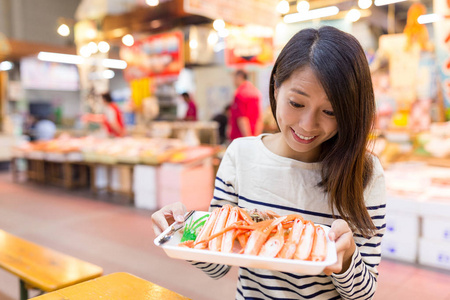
[{"left": 295, "top": 132, "right": 316, "bottom": 140}]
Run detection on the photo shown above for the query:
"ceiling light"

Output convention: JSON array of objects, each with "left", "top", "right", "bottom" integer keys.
[
  {"left": 277, "top": 0, "right": 290, "bottom": 14},
  {"left": 374, "top": 0, "right": 406, "bottom": 6},
  {"left": 207, "top": 31, "right": 219, "bottom": 45},
  {"left": 297, "top": 1, "right": 310, "bottom": 13},
  {"left": 122, "top": 34, "right": 134, "bottom": 47},
  {"left": 346, "top": 9, "right": 361, "bottom": 22},
  {"left": 284, "top": 6, "right": 340, "bottom": 23},
  {"left": 102, "top": 59, "right": 127, "bottom": 69},
  {"left": 213, "top": 19, "right": 225, "bottom": 31},
  {"left": 79, "top": 45, "right": 91, "bottom": 58},
  {"left": 0, "top": 61, "right": 13, "bottom": 71},
  {"left": 57, "top": 24, "right": 70, "bottom": 37},
  {"left": 418, "top": 13, "right": 442, "bottom": 24},
  {"left": 88, "top": 42, "right": 98, "bottom": 54},
  {"left": 358, "top": 0, "right": 372, "bottom": 9},
  {"left": 189, "top": 39, "right": 198, "bottom": 49},
  {"left": 146, "top": 0, "right": 159, "bottom": 6},
  {"left": 38, "top": 52, "right": 84, "bottom": 65},
  {"left": 98, "top": 41, "right": 110, "bottom": 53}
]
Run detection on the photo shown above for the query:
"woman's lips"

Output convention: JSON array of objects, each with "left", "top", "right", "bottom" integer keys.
[{"left": 291, "top": 128, "right": 317, "bottom": 144}]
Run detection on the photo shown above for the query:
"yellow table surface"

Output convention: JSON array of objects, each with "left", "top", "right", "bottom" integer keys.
[
  {"left": 30, "top": 272, "right": 191, "bottom": 300},
  {"left": 0, "top": 229, "right": 103, "bottom": 291}
]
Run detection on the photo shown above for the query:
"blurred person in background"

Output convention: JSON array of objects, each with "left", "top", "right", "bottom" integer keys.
[
  {"left": 101, "top": 92, "right": 126, "bottom": 137},
  {"left": 181, "top": 92, "right": 197, "bottom": 121},
  {"left": 211, "top": 104, "right": 230, "bottom": 145},
  {"left": 34, "top": 116, "right": 56, "bottom": 141},
  {"left": 228, "top": 69, "right": 262, "bottom": 140}
]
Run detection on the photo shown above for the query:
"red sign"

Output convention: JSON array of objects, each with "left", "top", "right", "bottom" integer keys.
[
  {"left": 225, "top": 27, "right": 274, "bottom": 66},
  {"left": 120, "top": 31, "right": 184, "bottom": 81}
]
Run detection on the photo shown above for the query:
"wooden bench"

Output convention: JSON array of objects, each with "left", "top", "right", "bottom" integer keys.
[
  {"left": 30, "top": 272, "right": 191, "bottom": 300},
  {"left": 0, "top": 229, "right": 103, "bottom": 300}
]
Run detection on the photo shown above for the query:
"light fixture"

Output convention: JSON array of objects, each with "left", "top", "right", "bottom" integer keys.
[
  {"left": 79, "top": 45, "right": 91, "bottom": 58},
  {"left": 374, "top": 0, "right": 406, "bottom": 6},
  {"left": 57, "top": 24, "right": 70, "bottom": 37},
  {"left": 213, "top": 19, "right": 226, "bottom": 31},
  {"left": 0, "top": 61, "right": 13, "bottom": 71},
  {"left": 122, "top": 34, "right": 134, "bottom": 46},
  {"left": 345, "top": 9, "right": 361, "bottom": 22},
  {"left": 38, "top": 52, "right": 127, "bottom": 69},
  {"left": 284, "top": 6, "right": 340, "bottom": 23},
  {"left": 98, "top": 41, "right": 110, "bottom": 53},
  {"left": 277, "top": 0, "right": 290, "bottom": 14},
  {"left": 38, "top": 52, "right": 84, "bottom": 65},
  {"left": 146, "top": 0, "right": 159, "bottom": 6},
  {"left": 88, "top": 42, "right": 98, "bottom": 54},
  {"left": 102, "top": 59, "right": 127, "bottom": 69},
  {"left": 297, "top": 1, "right": 310, "bottom": 13},
  {"left": 218, "top": 28, "right": 229, "bottom": 38},
  {"left": 189, "top": 39, "right": 198, "bottom": 49},
  {"left": 207, "top": 31, "right": 219, "bottom": 45},
  {"left": 103, "top": 70, "right": 115, "bottom": 79},
  {"left": 418, "top": 13, "right": 442, "bottom": 24},
  {"left": 358, "top": 0, "right": 372, "bottom": 9}
]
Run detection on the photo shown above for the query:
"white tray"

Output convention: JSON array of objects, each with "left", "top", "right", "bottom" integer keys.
[{"left": 154, "top": 211, "right": 337, "bottom": 275}]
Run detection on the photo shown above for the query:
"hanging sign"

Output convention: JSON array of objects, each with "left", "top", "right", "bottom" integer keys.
[
  {"left": 120, "top": 31, "right": 184, "bottom": 81},
  {"left": 225, "top": 26, "right": 274, "bottom": 66},
  {"left": 434, "top": 0, "right": 450, "bottom": 119}
]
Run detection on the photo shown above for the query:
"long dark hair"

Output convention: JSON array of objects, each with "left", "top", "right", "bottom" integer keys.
[{"left": 269, "top": 26, "right": 376, "bottom": 237}]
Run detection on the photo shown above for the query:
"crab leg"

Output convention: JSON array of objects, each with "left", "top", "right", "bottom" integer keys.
[
  {"left": 194, "top": 207, "right": 220, "bottom": 249},
  {"left": 221, "top": 206, "right": 240, "bottom": 253},
  {"left": 244, "top": 216, "right": 287, "bottom": 256},
  {"left": 278, "top": 218, "right": 304, "bottom": 259},
  {"left": 294, "top": 221, "right": 316, "bottom": 260},
  {"left": 208, "top": 205, "right": 231, "bottom": 251},
  {"left": 258, "top": 223, "right": 285, "bottom": 257},
  {"left": 310, "top": 226, "right": 327, "bottom": 262}
]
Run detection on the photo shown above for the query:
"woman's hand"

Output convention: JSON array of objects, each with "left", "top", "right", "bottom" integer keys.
[
  {"left": 323, "top": 219, "right": 356, "bottom": 276},
  {"left": 151, "top": 202, "right": 187, "bottom": 236}
]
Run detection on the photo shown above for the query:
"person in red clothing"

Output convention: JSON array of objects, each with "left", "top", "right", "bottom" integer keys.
[
  {"left": 101, "top": 92, "right": 126, "bottom": 137},
  {"left": 228, "top": 69, "right": 262, "bottom": 140},
  {"left": 181, "top": 92, "right": 197, "bottom": 121}
]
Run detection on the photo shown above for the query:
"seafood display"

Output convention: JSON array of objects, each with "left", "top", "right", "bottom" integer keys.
[{"left": 177, "top": 205, "right": 327, "bottom": 262}]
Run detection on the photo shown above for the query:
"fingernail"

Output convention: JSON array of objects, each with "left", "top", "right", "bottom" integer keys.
[{"left": 175, "top": 215, "right": 184, "bottom": 222}]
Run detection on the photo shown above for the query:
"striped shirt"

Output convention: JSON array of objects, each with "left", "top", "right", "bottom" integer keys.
[{"left": 193, "top": 135, "right": 386, "bottom": 300}]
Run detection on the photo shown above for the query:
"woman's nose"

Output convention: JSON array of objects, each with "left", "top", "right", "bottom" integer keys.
[{"left": 299, "top": 111, "right": 318, "bottom": 131}]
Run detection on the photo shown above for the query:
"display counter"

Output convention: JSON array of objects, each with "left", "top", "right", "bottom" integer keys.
[{"left": 11, "top": 137, "right": 222, "bottom": 211}]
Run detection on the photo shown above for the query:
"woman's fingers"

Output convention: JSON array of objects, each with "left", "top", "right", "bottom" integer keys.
[
  {"left": 324, "top": 219, "right": 356, "bottom": 275},
  {"left": 151, "top": 202, "right": 187, "bottom": 236}
]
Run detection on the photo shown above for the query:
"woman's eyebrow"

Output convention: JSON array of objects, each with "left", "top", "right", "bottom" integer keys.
[{"left": 291, "top": 88, "right": 310, "bottom": 97}]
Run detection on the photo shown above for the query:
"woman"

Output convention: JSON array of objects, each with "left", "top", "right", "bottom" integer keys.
[{"left": 152, "top": 26, "right": 386, "bottom": 299}]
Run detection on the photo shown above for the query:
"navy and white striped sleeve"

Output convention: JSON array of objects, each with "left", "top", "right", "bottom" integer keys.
[{"left": 331, "top": 161, "right": 386, "bottom": 300}]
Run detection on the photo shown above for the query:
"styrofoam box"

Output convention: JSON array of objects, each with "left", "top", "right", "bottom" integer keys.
[
  {"left": 95, "top": 165, "right": 108, "bottom": 189},
  {"left": 384, "top": 211, "right": 419, "bottom": 241},
  {"left": 419, "top": 197, "right": 450, "bottom": 219},
  {"left": 134, "top": 189, "right": 158, "bottom": 210},
  {"left": 385, "top": 194, "right": 421, "bottom": 215},
  {"left": 422, "top": 216, "right": 450, "bottom": 243},
  {"left": 158, "top": 160, "right": 214, "bottom": 211},
  {"left": 381, "top": 235, "right": 418, "bottom": 263},
  {"left": 110, "top": 166, "right": 132, "bottom": 192},
  {"left": 133, "top": 165, "right": 159, "bottom": 191},
  {"left": 418, "top": 238, "right": 450, "bottom": 270}
]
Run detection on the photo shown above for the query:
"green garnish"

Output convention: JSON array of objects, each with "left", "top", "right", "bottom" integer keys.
[{"left": 180, "top": 214, "right": 210, "bottom": 242}]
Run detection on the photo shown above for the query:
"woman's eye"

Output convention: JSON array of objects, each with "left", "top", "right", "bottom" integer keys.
[
  {"left": 323, "top": 110, "right": 335, "bottom": 117},
  {"left": 289, "top": 101, "right": 303, "bottom": 108}
]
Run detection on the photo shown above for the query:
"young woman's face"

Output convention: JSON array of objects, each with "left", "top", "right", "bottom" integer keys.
[{"left": 274, "top": 67, "right": 338, "bottom": 162}]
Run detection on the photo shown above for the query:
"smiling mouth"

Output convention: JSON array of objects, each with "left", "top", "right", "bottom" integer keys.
[{"left": 293, "top": 129, "right": 317, "bottom": 141}]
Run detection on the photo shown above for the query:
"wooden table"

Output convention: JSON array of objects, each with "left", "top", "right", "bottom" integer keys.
[
  {"left": 0, "top": 229, "right": 103, "bottom": 300},
  {"left": 30, "top": 272, "right": 191, "bottom": 300}
]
